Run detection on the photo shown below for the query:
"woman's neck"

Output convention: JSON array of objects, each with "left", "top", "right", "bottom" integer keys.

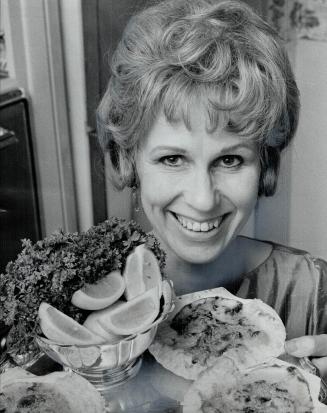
[
  {"left": 160, "top": 236, "right": 273, "bottom": 296},
  {"left": 162, "top": 236, "right": 247, "bottom": 295}
]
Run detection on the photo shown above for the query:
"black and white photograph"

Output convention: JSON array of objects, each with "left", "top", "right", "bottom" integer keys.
[{"left": 1, "top": 0, "right": 327, "bottom": 411}]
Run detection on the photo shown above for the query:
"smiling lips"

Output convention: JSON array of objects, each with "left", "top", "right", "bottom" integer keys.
[{"left": 174, "top": 213, "right": 224, "bottom": 233}]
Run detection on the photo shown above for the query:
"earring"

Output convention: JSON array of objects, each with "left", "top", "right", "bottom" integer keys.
[{"left": 132, "top": 185, "right": 140, "bottom": 212}]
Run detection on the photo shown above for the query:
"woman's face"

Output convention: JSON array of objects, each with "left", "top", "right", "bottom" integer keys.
[{"left": 136, "top": 109, "right": 261, "bottom": 264}]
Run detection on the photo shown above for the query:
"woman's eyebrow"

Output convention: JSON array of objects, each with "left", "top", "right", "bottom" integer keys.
[
  {"left": 219, "top": 142, "right": 257, "bottom": 152},
  {"left": 149, "top": 146, "right": 188, "bottom": 154}
]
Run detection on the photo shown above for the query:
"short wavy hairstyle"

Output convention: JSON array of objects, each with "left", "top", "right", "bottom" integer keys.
[{"left": 97, "top": 0, "right": 300, "bottom": 196}]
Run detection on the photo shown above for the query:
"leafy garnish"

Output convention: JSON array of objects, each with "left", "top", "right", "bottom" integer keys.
[{"left": 0, "top": 217, "right": 165, "bottom": 359}]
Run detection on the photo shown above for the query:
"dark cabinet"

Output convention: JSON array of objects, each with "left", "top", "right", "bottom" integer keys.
[{"left": 0, "top": 90, "right": 41, "bottom": 272}]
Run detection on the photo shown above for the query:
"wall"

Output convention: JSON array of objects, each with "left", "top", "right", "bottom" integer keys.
[
  {"left": 60, "top": 0, "right": 94, "bottom": 231},
  {"left": 289, "top": 40, "right": 327, "bottom": 258},
  {"left": 256, "top": 39, "right": 327, "bottom": 259}
]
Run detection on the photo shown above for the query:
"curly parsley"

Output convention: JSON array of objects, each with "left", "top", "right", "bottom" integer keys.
[{"left": 0, "top": 217, "right": 165, "bottom": 359}]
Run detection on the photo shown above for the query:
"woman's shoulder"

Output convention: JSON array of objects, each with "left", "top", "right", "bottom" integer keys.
[
  {"left": 241, "top": 236, "right": 327, "bottom": 278},
  {"left": 237, "top": 238, "right": 327, "bottom": 337},
  {"left": 258, "top": 239, "right": 326, "bottom": 267}
]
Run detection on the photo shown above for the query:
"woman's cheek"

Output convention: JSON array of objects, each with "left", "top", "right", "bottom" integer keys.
[{"left": 220, "top": 168, "right": 259, "bottom": 207}]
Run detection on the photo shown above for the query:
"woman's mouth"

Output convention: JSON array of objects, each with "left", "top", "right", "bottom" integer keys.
[{"left": 171, "top": 212, "right": 228, "bottom": 233}]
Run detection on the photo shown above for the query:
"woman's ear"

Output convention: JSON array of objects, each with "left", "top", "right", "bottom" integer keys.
[
  {"left": 259, "top": 168, "right": 277, "bottom": 197},
  {"left": 258, "top": 147, "right": 280, "bottom": 197}
]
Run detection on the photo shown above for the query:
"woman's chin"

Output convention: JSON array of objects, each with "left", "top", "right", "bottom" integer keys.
[{"left": 170, "top": 245, "right": 225, "bottom": 265}]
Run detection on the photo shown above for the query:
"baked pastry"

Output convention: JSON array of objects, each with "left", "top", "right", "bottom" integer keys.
[
  {"left": 149, "top": 288, "right": 285, "bottom": 380},
  {"left": 0, "top": 368, "right": 105, "bottom": 413},
  {"left": 182, "top": 356, "right": 321, "bottom": 413}
]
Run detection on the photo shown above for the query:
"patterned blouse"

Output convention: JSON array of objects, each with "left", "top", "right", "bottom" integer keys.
[{"left": 236, "top": 242, "right": 327, "bottom": 340}]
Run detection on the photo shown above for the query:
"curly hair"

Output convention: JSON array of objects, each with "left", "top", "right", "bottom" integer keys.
[{"left": 97, "top": 0, "right": 300, "bottom": 196}]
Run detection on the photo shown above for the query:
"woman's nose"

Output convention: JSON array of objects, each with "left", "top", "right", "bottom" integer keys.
[{"left": 184, "top": 170, "right": 219, "bottom": 212}]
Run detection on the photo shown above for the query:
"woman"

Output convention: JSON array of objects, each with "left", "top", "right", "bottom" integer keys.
[{"left": 97, "top": 0, "right": 327, "bottom": 378}]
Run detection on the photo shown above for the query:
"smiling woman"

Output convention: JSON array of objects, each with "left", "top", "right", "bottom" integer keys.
[
  {"left": 96, "top": 0, "right": 327, "bottom": 388},
  {"left": 136, "top": 110, "right": 260, "bottom": 266}
]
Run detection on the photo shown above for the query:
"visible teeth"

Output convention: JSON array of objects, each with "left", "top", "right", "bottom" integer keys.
[
  {"left": 175, "top": 214, "right": 223, "bottom": 232},
  {"left": 192, "top": 222, "right": 201, "bottom": 232},
  {"left": 200, "top": 222, "right": 209, "bottom": 231}
]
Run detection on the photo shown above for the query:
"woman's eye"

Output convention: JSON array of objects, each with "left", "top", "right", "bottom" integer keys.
[
  {"left": 160, "top": 155, "right": 184, "bottom": 167},
  {"left": 217, "top": 155, "right": 243, "bottom": 168}
]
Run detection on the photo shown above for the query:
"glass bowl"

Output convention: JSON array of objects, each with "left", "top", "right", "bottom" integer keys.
[{"left": 36, "top": 279, "right": 175, "bottom": 392}]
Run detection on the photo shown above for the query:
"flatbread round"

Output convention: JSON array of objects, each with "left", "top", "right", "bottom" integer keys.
[
  {"left": 149, "top": 287, "right": 286, "bottom": 379},
  {"left": 182, "top": 357, "right": 315, "bottom": 413},
  {"left": 0, "top": 368, "right": 105, "bottom": 413}
]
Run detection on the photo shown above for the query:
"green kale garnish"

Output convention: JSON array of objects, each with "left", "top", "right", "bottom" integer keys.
[{"left": 0, "top": 217, "right": 165, "bottom": 359}]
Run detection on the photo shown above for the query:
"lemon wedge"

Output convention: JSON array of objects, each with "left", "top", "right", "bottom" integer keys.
[
  {"left": 83, "top": 287, "right": 160, "bottom": 336},
  {"left": 38, "top": 302, "right": 105, "bottom": 345},
  {"left": 123, "top": 244, "right": 162, "bottom": 300},
  {"left": 83, "top": 316, "right": 124, "bottom": 344},
  {"left": 71, "top": 270, "right": 125, "bottom": 310}
]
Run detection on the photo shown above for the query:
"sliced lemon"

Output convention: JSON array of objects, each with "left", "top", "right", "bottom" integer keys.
[
  {"left": 71, "top": 270, "right": 125, "bottom": 310},
  {"left": 38, "top": 302, "right": 105, "bottom": 345},
  {"left": 83, "top": 314, "right": 124, "bottom": 344},
  {"left": 83, "top": 287, "right": 160, "bottom": 336},
  {"left": 123, "top": 244, "right": 162, "bottom": 300}
]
